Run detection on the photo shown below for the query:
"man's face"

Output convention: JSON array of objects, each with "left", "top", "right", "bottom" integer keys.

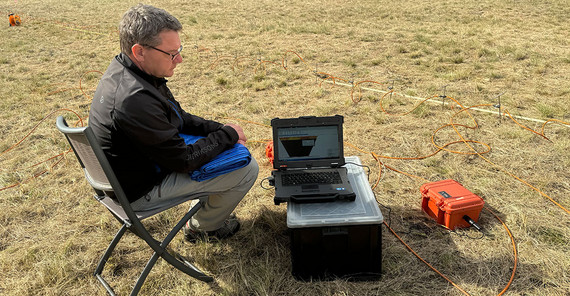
[{"left": 139, "top": 30, "right": 183, "bottom": 78}]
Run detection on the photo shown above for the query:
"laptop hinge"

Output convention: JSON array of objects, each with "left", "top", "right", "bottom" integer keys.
[{"left": 282, "top": 166, "right": 338, "bottom": 171}]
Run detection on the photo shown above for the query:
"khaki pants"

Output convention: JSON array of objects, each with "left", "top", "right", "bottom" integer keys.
[{"left": 131, "top": 158, "right": 259, "bottom": 232}]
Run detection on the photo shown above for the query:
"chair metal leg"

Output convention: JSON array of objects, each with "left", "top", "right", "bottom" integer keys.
[
  {"left": 96, "top": 202, "right": 213, "bottom": 296},
  {"left": 130, "top": 202, "right": 213, "bottom": 296},
  {"left": 95, "top": 274, "right": 117, "bottom": 296},
  {"left": 158, "top": 202, "right": 214, "bottom": 282},
  {"left": 130, "top": 249, "right": 213, "bottom": 296},
  {"left": 130, "top": 252, "right": 160, "bottom": 296},
  {"left": 95, "top": 224, "right": 128, "bottom": 296}
]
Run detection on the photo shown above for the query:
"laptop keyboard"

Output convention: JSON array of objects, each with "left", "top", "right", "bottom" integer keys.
[{"left": 282, "top": 171, "right": 342, "bottom": 186}]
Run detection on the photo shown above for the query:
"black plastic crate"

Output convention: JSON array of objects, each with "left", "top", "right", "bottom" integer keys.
[
  {"left": 286, "top": 156, "right": 383, "bottom": 281},
  {"left": 290, "top": 224, "right": 382, "bottom": 281}
]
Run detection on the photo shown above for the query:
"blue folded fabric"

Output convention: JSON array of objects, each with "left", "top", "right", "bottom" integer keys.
[{"left": 180, "top": 133, "right": 252, "bottom": 182}]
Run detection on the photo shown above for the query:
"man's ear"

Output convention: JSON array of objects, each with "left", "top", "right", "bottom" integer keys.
[{"left": 131, "top": 44, "right": 145, "bottom": 62}]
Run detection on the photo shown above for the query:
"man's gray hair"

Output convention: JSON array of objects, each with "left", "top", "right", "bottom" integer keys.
[{"left": 119, "top": 4, "right": 182, "bottom": 55}]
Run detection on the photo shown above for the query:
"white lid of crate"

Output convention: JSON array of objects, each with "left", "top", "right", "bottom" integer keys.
[{"left": 287, "top": 156, "right": 384, "bottom": 228}]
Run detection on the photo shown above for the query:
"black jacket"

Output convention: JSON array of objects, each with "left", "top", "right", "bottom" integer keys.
[{"left": 89, "top": 53, "right": 239, "bottom": 201}]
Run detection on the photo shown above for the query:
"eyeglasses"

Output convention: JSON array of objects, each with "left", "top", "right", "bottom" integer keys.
[{"left": 144, "top": 44, "right": 183, "bottom": 61}]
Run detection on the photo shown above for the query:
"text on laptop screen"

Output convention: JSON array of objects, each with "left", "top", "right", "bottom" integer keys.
[{"left": 276, "top": 125, "right": 340, "bottom": 162}]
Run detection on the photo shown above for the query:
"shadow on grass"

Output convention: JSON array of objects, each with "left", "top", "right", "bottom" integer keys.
[
  {"left": 189, "top": 203, "right": 548, "bottom": 295},
  {"left": 378, "top": 203, "right": 551, "bottom": 295},
  {"left": 91, "top": 199, "right": 552, "bottom": 295}
]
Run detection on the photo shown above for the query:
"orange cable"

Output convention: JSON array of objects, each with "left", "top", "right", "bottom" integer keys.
[
  {"left": 504, "top": 110, "right": 570, "bottom": 141},
  {"left": 0, "top": 150, "right": 71, "bottom": 193},
  {"left": 383, "top": 206, "right": 518, "bottom": 296},
  {"left": 483, "top": 207, "right": 518, "bottom": 296},
  {"left": 353, "top": 146, "right": 516, "bottom": 296},
  {"left": 1, "top": 108, "right": 83, "bottom": 156},
  {"left": 46, "top": 87, "right": 81, "bottom": 97},
  {"left": 232, "top": 56, "right": 256, "bottom": 72},
  {"left": 254, "top": 60, "right": 281, "bottom": 74},
  {"left": 79, "top": 70, "right": 103, "bottom": 100},
  {"left": 384, "top": 221, "right": 472, "bottom": 296},
  {"left": 351, "top": 80, "right": 385, "bottom": 103},
  {"left": 379, "top": 91, "right": 441, "bottom": 116},
  {"left": 503, "top": 109, "right": 550, "bottom": 141},
  {"left": 431, "top": 124, "right": 491, "bottom": 156},
  {"left": 449, "top": 105, "right": 570, "bottom": 214},
  {"left": 0, "top": 109, "right": 83, "bottom": 191},
  {"left": 540, "top": 118, "right": 570, "bottom": 137},
  {"left": 207, "top": 55, "right": 237, "bottom": 70},
  {"left": 317, "top": 72, "right": 349, "bottom": 88},
  {"left": 182, "top": 43, "right": 554, "bottom": 296},
  {"left": 369, "top": 152, "right": 384, "bottom": 190},
  {"left": 281, "top": 50, "right": 312, "bottom": 71}
]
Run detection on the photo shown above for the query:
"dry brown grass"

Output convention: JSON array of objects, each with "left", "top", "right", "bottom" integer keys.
[{"left": 1, "top": 0, "right": 569, "bottom": 295}]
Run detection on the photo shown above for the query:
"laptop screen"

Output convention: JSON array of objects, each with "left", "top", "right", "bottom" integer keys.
[
  {"left": 272, "top": 115, "right": 345, "bottom": 169},
  {"left": 276, "top": 125, "right": 340, "bottom": 161}
]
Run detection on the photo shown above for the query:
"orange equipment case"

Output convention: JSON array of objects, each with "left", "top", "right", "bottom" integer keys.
[{"left": 420, "top": 179, "right": 484, "bottom": 230}]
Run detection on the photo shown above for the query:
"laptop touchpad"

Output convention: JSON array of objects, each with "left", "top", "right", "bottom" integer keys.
[{"left": 301, "top": 184, "right": 319, "bottom": 192}]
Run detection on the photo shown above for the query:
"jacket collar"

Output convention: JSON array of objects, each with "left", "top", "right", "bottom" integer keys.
[{"left": 116, "top": 52, "right": 167, "bottom": 89}]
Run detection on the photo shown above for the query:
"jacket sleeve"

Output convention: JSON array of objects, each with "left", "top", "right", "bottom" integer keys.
[
  {"left": 115, "top": 92, "right": 239, "bottom": 173},
  {"left": 170, "top": 99, "right": 225, "bottom": 135}
]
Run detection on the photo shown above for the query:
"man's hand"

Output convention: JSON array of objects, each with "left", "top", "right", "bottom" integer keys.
[{"left": 224, "top": 123, "right": 247, "bottom": 145}]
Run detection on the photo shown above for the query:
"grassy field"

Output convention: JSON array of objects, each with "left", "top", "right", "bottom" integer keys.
[{"left": 1, "top": 0, "right": 569, "bottom": 295}]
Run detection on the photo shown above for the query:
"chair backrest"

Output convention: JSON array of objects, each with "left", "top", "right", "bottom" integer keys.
[
  {"left": 56, "top": 115, "right": 203, "bottom": 222},
  {"left": 57, "top": 115, "right": 148, "bottom": 221},
  {"left": 56, "top": 116, "right": 171, "bottom": 222},
  {"left": 56, "top": 116, "right": 114, "bottom": 195}
]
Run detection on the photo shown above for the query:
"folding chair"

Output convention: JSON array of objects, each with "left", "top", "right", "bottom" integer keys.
[{"left": 56, "top": 116, "right": 213, "bottom": 296}]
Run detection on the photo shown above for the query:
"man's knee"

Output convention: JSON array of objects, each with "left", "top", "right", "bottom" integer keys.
[
  {"left": 247, "top": 157, "right": 259, "bottom": 177},
  {"left": 242, "top": 157, "right": 259, "bottom": 186}
]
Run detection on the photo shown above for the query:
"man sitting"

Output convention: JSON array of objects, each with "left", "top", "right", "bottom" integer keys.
[{"left": 88, "top": 4, "right": 259, "bottom": 241}]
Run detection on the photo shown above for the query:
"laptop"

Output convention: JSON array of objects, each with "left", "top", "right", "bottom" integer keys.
[{"left": 271, "top": 115, "right": 356, "bottom": 205}]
